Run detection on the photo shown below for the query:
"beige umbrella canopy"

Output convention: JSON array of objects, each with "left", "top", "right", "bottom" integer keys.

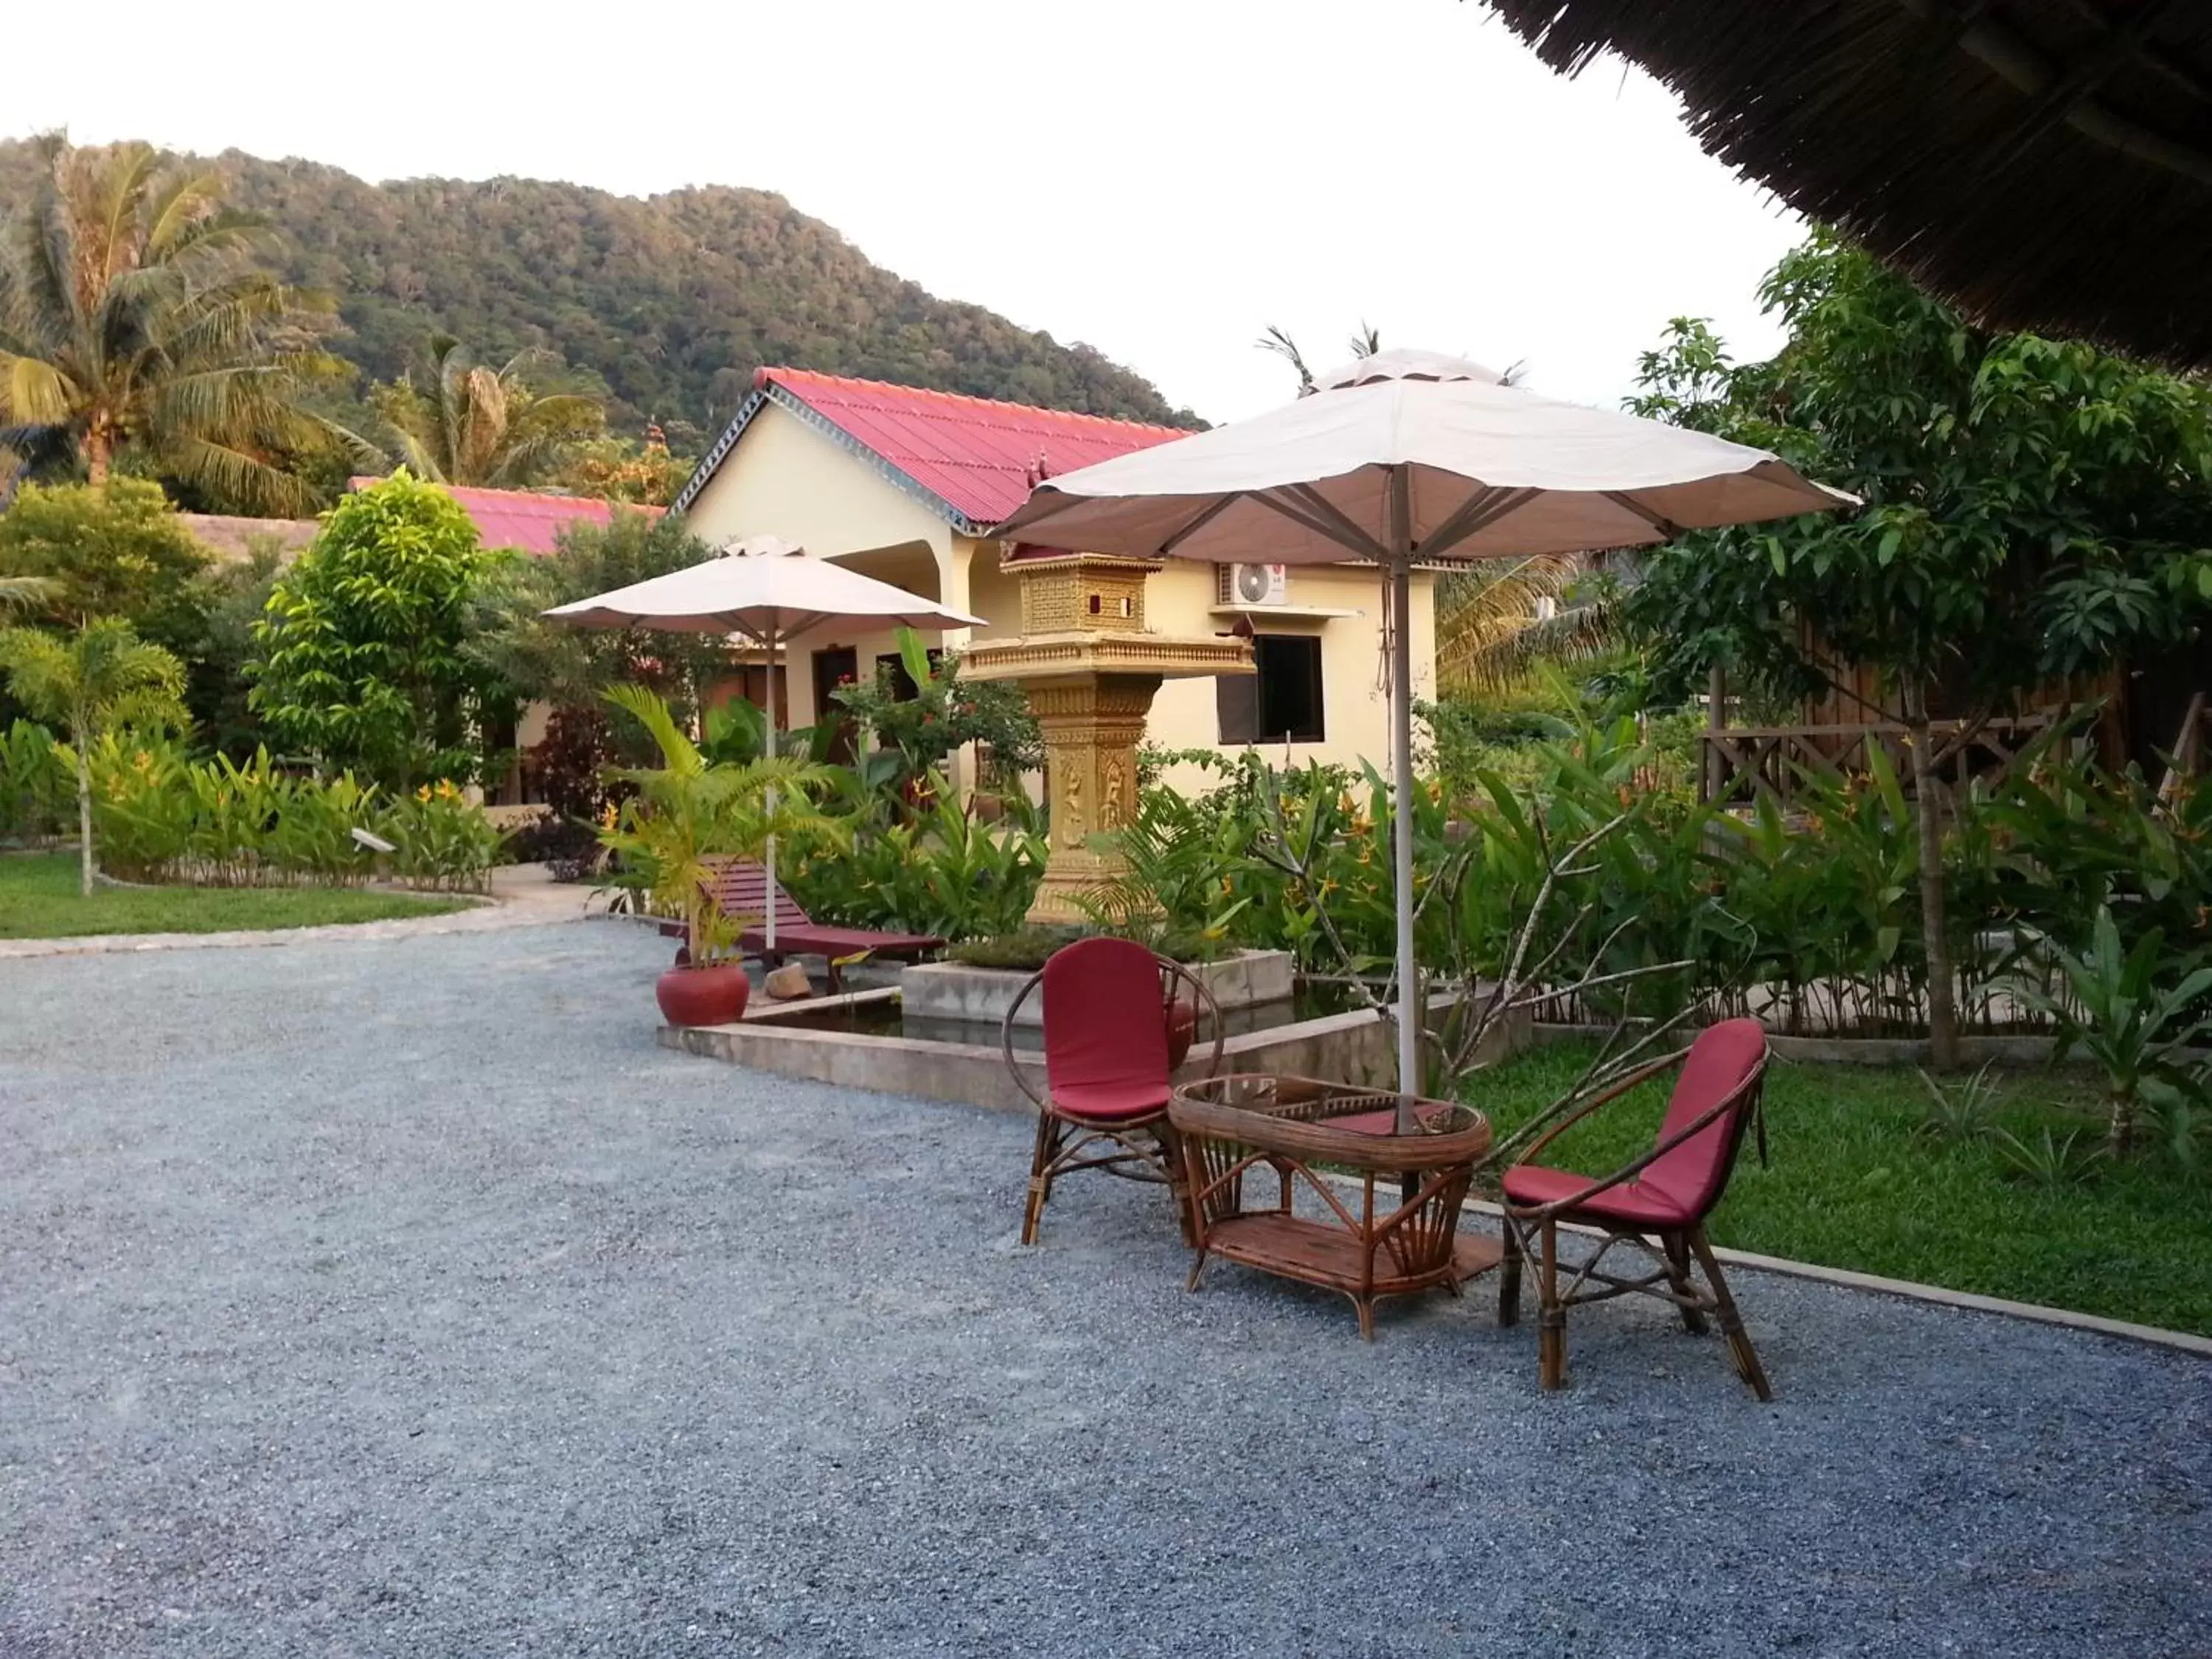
[
  {"left": 995, "top": 349, "right": 1851, "bottom": 1109},
  {"left": 546, "top": 535, "right": 984, "bottom": 947}
]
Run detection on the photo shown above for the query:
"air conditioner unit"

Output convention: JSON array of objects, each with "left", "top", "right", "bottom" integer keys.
[{"left": 1217, "top": 562, "right": 1289, "bottom": 606}]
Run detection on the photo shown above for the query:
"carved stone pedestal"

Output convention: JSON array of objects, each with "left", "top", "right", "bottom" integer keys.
[{"left": 959, "top": 552, "right": 1251, "bottom": 925}]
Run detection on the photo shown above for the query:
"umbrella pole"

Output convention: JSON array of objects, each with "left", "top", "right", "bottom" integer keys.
[
  {"left": 1387, "top": 470, "right": 1420, "bottom": 1130},
  {"left": 764, "top": 627, "right": 778, "bottom": 954}
]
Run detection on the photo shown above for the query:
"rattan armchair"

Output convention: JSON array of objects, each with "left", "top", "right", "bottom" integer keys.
[
  {"left": 1003, "top": 939, "right": 1225, "bottom": 1246},
  {"left": 1497, "top": 1018, "right": 1773, "bottom": 1399}
]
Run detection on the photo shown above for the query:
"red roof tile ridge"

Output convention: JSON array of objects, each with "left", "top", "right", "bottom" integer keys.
[{"left": 754, "top": 366, "right": 1191, "bottom": 437}]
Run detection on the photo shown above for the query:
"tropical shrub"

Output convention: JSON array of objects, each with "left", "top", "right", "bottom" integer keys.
[
  {"left": 782, "top": 773, "right": 1046, "bottom": 942},
  {"left": 383, "top": 783, "right": 512, "bottom": 892},
  {"left": 466, "top": 509, "right": 728, "bottom": 743},
  {"left": 830, "top": 629, "right": 1043, "bottom": 793},
  {"left": 2009, "top": 907, "right": 2212, "bottom": 1161},
  {"left": 0, "top": 617, "right": 190, "bottom": 894},
  {"left": 597, "top": 685, "right": 841, "bottom": 963},
  {"left": 0, "top": 720, "right": 69, "bottom": 843},
  {"left": 76, "top": 733, "right": 504, "bottom": 892}
]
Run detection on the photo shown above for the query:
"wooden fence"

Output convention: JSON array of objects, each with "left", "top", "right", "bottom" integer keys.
[{"left": 1698, "top": 714, "right": 2062, "bottom": 809}]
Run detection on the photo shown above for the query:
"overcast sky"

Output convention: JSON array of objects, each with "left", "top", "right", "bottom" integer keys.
[{"left": 12, "top": 0, "right": 1804, "bottom": 424}]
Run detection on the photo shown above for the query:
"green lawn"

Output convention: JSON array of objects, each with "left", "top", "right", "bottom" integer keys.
[
  {"left": 1467, "top": 1040, "right": 2212, "bottom": 1338},
  {"left": 0, "top": 852, "right": 469, "bottom": 939}
]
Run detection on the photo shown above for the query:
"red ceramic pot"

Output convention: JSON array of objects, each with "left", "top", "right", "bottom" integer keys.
[
  {"left": 656, "top": 961, "right": 751, "bottom": 1027},
  {"left": 1166, "top": 995, "right": 1197, "bottom": 1068}
]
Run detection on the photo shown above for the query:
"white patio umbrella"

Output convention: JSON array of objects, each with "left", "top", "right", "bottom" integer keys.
[
  {"left": 994, "top": 350, "right": 1854, "bottom": 1115},
  {"left": 545, "top": 535, "right": 984, "bottom": 947}
]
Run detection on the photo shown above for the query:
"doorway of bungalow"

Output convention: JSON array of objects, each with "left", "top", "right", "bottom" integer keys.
[{"left": 813, "top": 646, "right": 860, "bottom": 765}]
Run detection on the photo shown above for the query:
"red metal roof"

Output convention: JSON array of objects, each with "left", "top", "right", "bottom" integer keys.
[
  {"left": 756, "top": 368, "right": 1192, "bottom": 527},
  {"left": 348, "top": 479, "right": 662, "bottom": 557}
]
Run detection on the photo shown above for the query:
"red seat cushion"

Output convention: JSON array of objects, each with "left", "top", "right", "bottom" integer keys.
[
  {"left": 1042, "top": 939, "right": 1171, "bottom": 1121},
  {"left": 1332, "top": 1105, "right": 1451, "bottom": 1137},
  {"left": 1052, "top": 1079, "right": 1173, "bottom": 1124},
  {"left": 1504, "top": 1018, "right": 1767, "bottom": 1229},
  {"left": 1501, "top": 1162, "right": 1697, "bottom": 1228}
]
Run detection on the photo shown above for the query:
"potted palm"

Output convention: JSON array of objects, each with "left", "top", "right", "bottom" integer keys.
[{"left": 599, "top": 684, "right": 839, "bottom": 1027}]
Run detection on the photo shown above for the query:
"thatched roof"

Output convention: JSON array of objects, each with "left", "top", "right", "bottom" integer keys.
[{"left": 1481, "top": 1, "right": 2212, "bottom": 369}]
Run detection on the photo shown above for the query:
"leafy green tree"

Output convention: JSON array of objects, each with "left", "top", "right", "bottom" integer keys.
[
  {"left": 0, "top": 136, "right": 365, "bottom": 512},
  {"left": 189, "top": 540, "right": 289, "bottom": 759},
  {"left": 372, "top": 335, "right": 603, "bottom": 488},
  {"left": 465, "top": 507, "right": 729, "bottom": 753},
  {"left": 832, "top": 627, "right": 1043, "bottom": 793},
  {"left": 0, "top": 479, "right": 212, "bottom": 643},
  {"left": 0, "top": 617, "right": 187, "bottom": 893},
  {"left": 248, "top": 471, "right": 501, "bottom": 787},
  {"left": 1626, "top": 232, "right": 2212, "bottom": 1065}
]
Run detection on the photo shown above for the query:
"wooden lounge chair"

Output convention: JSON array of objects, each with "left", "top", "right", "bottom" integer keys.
[
  {"left": 661, "top": 858, "right": 945, "bottom": 991},
  {"left": 1002, "top": 938, "right": 1223, "bottom": 1246},
  {"left": 1497, "top": 1018, "right": 1774, "bottom": 1399}
]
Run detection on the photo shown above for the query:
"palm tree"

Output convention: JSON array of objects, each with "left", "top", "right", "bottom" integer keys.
[
  {"left": 1433, "top": 556, "right": 1618, "bottom": 695},
  {"left": 0, "top": 617, "right": 188, "bottom": 894},
  {"left": 598, "top": 684, "right": 841, "bottom": 964},
  {"left": 373, "top": 335, "right": 603, "bottom": 488},
  {"left": 0, "top": 136, "right": 365, "bottom": 512}
]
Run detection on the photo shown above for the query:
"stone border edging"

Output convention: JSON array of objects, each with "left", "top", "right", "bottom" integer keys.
[{"left": 1447, "top": 1192, "right": 2212, "bottom": 1357}]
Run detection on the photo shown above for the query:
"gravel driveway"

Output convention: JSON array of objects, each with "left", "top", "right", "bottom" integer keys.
[{"left": 2, "top": 922, "right": 2206, "bottom": 1657}]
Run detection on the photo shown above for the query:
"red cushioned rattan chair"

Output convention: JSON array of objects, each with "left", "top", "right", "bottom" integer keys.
[
  {"left": 1003, "top": 938, "right": 1224, "bottom": 1246},
  {"left": 1498, "top": 1018, "right": 1773, "bottom": 1399}
]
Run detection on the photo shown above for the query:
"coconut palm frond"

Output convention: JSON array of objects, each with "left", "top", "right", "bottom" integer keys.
[
  {"left": 1257, "top": 324, "right": 1317, "bottom": 397},
  {"left": 0, "top": 574, "right": 59, "bottom": 611},
  {"left": 373, "top": 334, "right": 601, "bottom": 488},
  {"left": 1435, "top": 556, "right": 1619, "bottom": 695}
]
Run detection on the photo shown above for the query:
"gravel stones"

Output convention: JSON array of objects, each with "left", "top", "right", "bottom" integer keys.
[{"left": 1, "top": 924, "right": 2205, "bottom": 1656}]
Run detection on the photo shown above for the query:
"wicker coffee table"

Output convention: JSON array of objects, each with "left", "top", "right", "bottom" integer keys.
[{"left": 1167, "top": 1073, "right": 1500, "bottom": 1338}]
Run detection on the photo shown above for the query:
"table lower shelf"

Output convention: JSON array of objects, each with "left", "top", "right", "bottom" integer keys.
[{"left": 1202, "top": 1212, "right": 1505, "bottom": 1297}]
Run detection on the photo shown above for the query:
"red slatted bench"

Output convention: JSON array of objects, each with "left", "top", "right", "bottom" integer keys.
[{"left": 658, "top": 857, "right": 945, "bottom": 992}]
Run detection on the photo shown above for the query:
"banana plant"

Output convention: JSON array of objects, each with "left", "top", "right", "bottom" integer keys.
[{"left": 2010, "top": 905, "right": 2212, "bottom": 1159}]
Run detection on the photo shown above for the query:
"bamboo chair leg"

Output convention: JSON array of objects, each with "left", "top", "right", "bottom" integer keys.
[
  {"left": 1021, "top": 1113, "right": 1061, "bottom": 1247},
  {"left": 1498, "top": 1217, "right": 1523, "bottom": 1328},
  {"left": 1355, "top": 1296, "right": 1377, "bottom": 1341},
  {"left": 1662, "top": 1231, "right": 1710, "bottom": 1335},
  {"left": 1538, "top": 1218, "right": 1568, "bottom": 1390},
  {"left": 1156, "top": 1125, "right": 1197, "bottom": 1247},
  {"left": 1186, "top": 1247, "right": 1211, "bottom": 1293},
  {"left": 1688, "top": 1228, "right": 1772, "bottom": 1401}
]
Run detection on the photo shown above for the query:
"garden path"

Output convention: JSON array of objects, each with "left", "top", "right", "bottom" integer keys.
[{"left": 1, "top": 923, "right": 2205, "bottom": 1656}]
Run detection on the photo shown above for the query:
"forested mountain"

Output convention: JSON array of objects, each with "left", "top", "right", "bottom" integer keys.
[{"left": 0, "top": 141, "right": 1198, "bottom": 446}]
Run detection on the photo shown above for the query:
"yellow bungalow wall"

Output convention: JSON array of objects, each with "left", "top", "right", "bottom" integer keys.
[{"left": 675, "top": 398, "right": 1439, "bottom": 795}]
